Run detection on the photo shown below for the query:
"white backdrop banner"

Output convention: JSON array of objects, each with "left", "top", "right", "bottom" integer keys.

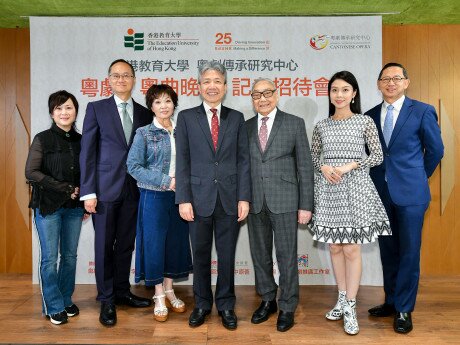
[{"left": 30, "top": 16, "right": 383, "bottom": 286}]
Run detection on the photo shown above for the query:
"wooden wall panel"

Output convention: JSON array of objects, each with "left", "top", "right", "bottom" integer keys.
[
  {"left": 437, "top": 26, "right": 455, "bottom": 273},
  {"left": 16, "top": 30, "right": 30, "bottom": 135},
  {"left": 0, "top": 29, "right": 31, "bottom": 273},
  {"left": 454, "top": 26, "right": 460, "bottom": 273},
  {"left": 383, "top": 25, "right": 460, "bottom": 275},
  {"left": 0, "top": 25, "right": 459, "bottom": 275},
  {"left": 0, "top": 35, "right": 5, "bottom": 272},
  {"left": 10, "top": 28, "right": 31, "bottom": 272}
]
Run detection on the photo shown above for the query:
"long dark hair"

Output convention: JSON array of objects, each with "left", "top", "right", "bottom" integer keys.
[{"left": 327, "top": 71, "right": 362, "bottom": 116}]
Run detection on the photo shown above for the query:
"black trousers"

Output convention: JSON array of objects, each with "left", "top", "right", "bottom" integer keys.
[
  {"left": 92, "top": 179, "right": 138, "bottom": 302},
  {"left": 189, "top": 195, "right": 240, "bottom": 311}
]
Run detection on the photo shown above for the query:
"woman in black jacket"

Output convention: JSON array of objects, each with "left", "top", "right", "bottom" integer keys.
[{"left": 25, "top": 90, "right": 87, "bottom": 325}]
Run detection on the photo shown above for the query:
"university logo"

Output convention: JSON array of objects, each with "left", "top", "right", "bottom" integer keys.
[
  {"left": 309, "top": 35, "right": 329, "bottom": 50},
  {"left": 124, "top": 28, "right": 144, "bottom": 51},
  {"left": 297, "top": 254, "right": 309, "bottom": 267}
]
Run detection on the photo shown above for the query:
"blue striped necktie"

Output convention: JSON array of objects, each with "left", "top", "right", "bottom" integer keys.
[{"left": 383, "top": 104, "right": 394, "bottom": 146}]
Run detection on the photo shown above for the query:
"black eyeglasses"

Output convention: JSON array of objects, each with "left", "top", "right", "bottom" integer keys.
[
  {"left": 378, "top": 76, "right": 406, "bottom": 84},
  {"left": 251, "top": 89, "right": 276, "bottom": 100},
  {"left": 109, "top": 73, "right": 135, "bottom": 80}
]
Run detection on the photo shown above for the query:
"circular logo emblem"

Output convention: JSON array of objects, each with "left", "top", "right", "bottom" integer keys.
[{"left": 309, "top": 35, "right": 329, "bottom": 50}]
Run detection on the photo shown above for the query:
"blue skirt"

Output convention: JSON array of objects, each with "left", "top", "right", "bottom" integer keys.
[{"left": 135, "top": 189, "right": 192, "bottom": 286}]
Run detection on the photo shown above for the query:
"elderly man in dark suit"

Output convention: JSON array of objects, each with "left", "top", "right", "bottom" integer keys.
[
  {"left": 80, "top": 59, "right": 152, "bottom": 326},
  {"left": 175, "top": 61, "right": 251, "bottom": 330},
  {"left": 366, "top": 62, "right": 443, "bottom": 334},
  {"left": 246, "top": 78, "right": 314, "bottom": 332}
]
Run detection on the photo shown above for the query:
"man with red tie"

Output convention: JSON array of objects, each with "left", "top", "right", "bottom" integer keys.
[{"left": 175, "top": 61, "right": 251, "bottom": 330}]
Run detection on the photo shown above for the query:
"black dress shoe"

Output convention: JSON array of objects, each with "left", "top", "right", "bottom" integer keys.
[
  {"left": 368, "top": 303, "right": 396, "bottom": 317},
  {"left": 218, "top": 310, "right": 237, "bottom": 330},
  {"left": 394, "top": 312, "right": 413, "bottom": 333},
  {"left": 99, "top": 302, "right": 117, "bottom": 326},
  {"left": 189, "top": 308, "right": 211, "bottom": 327},
  {"left": 251, "top": 300, "right": 278, "bottom": 324},
  {"left": 114, "top": 292, "right": 151, "bottom": 308},
  {"left": 277, "top": 311, "right": 294, "bottom": 332}
]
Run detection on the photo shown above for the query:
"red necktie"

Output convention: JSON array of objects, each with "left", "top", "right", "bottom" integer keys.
[
  {"left": 211, "top": 108, "right": 219, "bottom": 150},
  {"left": 259, "top": 116, "right": 269, "bottom": 151}
]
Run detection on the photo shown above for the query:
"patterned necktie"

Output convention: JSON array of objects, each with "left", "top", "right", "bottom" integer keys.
[
  {"left": 210, "top": 108, "right": 219, "bottom": 150},
  {"left": 120, "top": 102, "right": 132, "bottom": 144},
  {"left": 383, "top": 104, "right": 394, "bottom": 146},
  {"left": 259, "top": 116, "right": 269, "bottom": 152}
]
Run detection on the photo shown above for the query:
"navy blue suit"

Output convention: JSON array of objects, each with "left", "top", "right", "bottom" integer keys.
[
  {"left": 366, "top": 97, "right": 443, "bottom": 312},
  {"left": 80, "top": 96, "right": 151, "bottom": 302},
  {"left": 175, "top": 104, "right": 251, "bottom": 310}
]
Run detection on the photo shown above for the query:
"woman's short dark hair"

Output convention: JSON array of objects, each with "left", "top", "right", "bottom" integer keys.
[
  {"left": 145, "top": 84, "right": 178, "bottom": 113},
  {"left": 328, "top": 71, "right": 362, "bottom": 116},
  {"left": 48, "top": 90, "right": 79, "bottom": 115}
]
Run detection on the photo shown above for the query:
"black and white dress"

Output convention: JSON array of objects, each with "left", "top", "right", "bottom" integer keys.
[{"left": 310, "top": 114, "right": 391, "bottom": 244}]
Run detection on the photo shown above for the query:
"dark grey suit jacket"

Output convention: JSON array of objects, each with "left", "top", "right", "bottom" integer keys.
[
  {"left": 247, "top": 109, "right": 314, "bottom": 214},
  {"left": 175, "top": 103, "right": 251, "bottom": 217}
]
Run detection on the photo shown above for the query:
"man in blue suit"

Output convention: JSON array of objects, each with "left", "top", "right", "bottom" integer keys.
[
  {"left": 175, "top": 61, "right": 251, "bottom": 330},
  {"left": 366, "top": 62, "right": 444, "bottom": 333},
  {"left": 80, "top": 59, "right": 152, "bottom": 326}
]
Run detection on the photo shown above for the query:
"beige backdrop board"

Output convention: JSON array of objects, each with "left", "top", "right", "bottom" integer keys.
[{"left": 30, "top": 16, "right": 383, "bottom": 285}]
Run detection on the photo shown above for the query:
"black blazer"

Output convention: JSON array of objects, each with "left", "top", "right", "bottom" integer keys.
[
  {"left": 79, "top": 96, "right": 151, "bottom": 202},
  {"left": 175, "top": 104, "right": 251, "bottom": 217}
]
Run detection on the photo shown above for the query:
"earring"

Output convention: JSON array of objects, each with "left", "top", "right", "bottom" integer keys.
[{"left": 352, "top": 98, "right": 355, "bottom": 104}]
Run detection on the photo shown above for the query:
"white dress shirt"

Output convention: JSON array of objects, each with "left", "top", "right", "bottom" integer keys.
[
  {"left": 203, "top": 102, "right": 222, "bottom": 130},
  {"left": 380, "top": 95, "right": 405, "bottom": 130},
  {"left": 114, "top": 94, "right": 134, "bottom": 123},
  {"left": 258, "top": 108, "right": 278, "bottom": 139},
  {"left": 153, "top": 117, "right": 176, "bottom": 180}
]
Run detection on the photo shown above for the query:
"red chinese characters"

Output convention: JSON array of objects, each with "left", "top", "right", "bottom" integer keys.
[
  {"left": 80, "top": 76, "right": 330, "bottom": 98},
  {"left": 232, "top": 78, "right": 251, "bottom": 96}
]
